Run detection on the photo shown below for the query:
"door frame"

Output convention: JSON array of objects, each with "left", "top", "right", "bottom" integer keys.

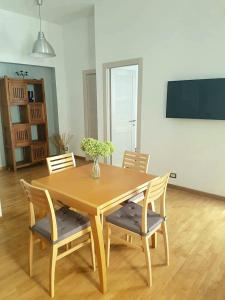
[
  {"left": 83, "top": 69, "right": 97, "bottom": 138},
  {"left": 103, "top": 58, "right": 143, "bottom": 154}
]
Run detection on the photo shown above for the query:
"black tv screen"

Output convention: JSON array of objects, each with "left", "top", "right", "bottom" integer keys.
[{"left": 166, "top": 78, "right": 225, "bottom": 120}]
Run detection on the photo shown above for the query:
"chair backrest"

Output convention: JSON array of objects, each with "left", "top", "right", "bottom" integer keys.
[
  {"left": 20, "top": 179, "right": 58, "bottom": 241},
  {"left": 122, "top": 150, "right": 150, "bottom": 173},
  {"left": 142, "top": 172, "right": 170, "bottom": 234},
  {"left": 46, "top": 152, "right": 76, "bottom": 175}
]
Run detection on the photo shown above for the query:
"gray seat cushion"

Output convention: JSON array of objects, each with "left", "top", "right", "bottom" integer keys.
[
  {"left": 31, "top": 207, "right": 90, "bottom": 243},
  {"left": 106, "top": 202, "right": 164, "bottom": 235}
]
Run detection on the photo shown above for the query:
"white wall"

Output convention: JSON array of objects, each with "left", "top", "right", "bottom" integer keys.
[
  {"left": 62, "top": 15, "right": 96, "bottom": 156},
  {"left": 0, "top": 8, "right": 96, "bottom": 165},
  {"left": 0, "top": 8, "right": 69, "bottom": 166},
  {"left": 95, "top": 0, "right": 225, "bottom": 196}
]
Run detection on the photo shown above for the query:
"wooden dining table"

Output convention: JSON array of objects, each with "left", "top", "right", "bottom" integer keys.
[{"left": 32, "top": 163, "right": 154, "bottom": 294}]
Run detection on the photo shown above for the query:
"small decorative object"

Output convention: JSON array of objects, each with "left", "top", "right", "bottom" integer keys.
[
  {"left": 50, "top": 133, "right": 73, "bottom": 154},
  {"left": 92, "top": 158, "right": 101, "bottom": 179},
  {"left": 15, "top": 70, "right": 29, "bottom": 78},
  {"left": 81, "top": 138, "right": 114, "bottom": 179},
  {"left": 28, "top": 90, "right": 34, "bottom": 102}
]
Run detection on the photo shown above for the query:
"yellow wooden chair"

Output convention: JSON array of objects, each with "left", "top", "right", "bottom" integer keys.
[
  {"left": 46, "top": 152, "right": 76, "bottom": 175},
  {"left": 121, "top": 151, "right": 150, "bottom": 243},
  {"left": 20, "top": 179, "right": 96, "bottom": 298},
  {"left": 46, "top": 152, "right": 76, "bottom": 208},
  {"left": 122, "top": 150, "right": 150, "bottom": 203},
  {"left": 105, "top": 172, "right": 170, "bottom": 287},
  {"left": 122, "top": 150, "right": 150, "bottom": 173}
]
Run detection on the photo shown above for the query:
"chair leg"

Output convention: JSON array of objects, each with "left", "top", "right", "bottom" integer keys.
[
  {"left": 151, "top": 233, "right": 157, "bottom": 248},
  {"left": 106, "top": 224, "right": 111, "bottom": 267},
  {"left": 90, "top": 232, "right": 96, "bottom": 271},
  {"left": 129, "top": 235, "right": 133, "bottom": 243},
  {"left": 149, "top": 202, "right": 157, "bottom": 249},
  {"left": 125, "top": 234, "right": 133, "bottom": 243},
  {"left": 40, "top": 240, "right": 46, "bottom": 250},
  {"left": 162, "top": 222, "right": 169, "bottom": 266},
  {"left": 29, "top": 231, "right": 34, "bottom": 277},
  {"left": 100, "top": 214, "right": 104, "bottom": 228},
  {"left": 38, "top": 210, "right": 47, "bottom": 250},
  {"left": 142, "top": 237, "right": 152, "bottom": 287},
  {"left": 66, "top": 242, "right": 72, "bottom": 250},
  {"left": 49, "top": 245, "right": 58, "bottom": 298}
]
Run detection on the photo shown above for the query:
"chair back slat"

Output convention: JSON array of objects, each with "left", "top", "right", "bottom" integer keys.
[
  {"left": 46, "top": 152, "right": 76, "bottom": 175},
  {"left": 20, "top": 179, "right": 58, "bottom": 241},
  {"left": 146, "top": 178, "right": 167, "bottom": 202},
  {"left": 25, "top": 188, "right": 49, "bottom": 209},
  {"left": 122, "top": 150, "right": 150, "bottom": 173},
  {"left": 51, "top": 161, "right": 75, "bottom": 172},
  {"left": 142, "top": 173, "right": 170, "bottom": 234}
]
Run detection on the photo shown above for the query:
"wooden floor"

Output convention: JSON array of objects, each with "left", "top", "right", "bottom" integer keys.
[{"left": 0, "top": 162, "right": 225, "bottom": 300}]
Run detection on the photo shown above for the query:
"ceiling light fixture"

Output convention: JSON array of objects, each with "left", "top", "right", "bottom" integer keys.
[{"left": 31, "top": 0, "right": 56, "bottom": 58}]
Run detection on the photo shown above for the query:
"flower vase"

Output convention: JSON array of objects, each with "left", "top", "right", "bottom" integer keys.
[{"left": 92, "top": 158, "right": 100, "bottom": 179}]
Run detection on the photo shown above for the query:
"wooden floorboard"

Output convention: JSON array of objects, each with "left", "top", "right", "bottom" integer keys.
[{"left": 0, "top": 162, "right": 225, "bottom": 300}]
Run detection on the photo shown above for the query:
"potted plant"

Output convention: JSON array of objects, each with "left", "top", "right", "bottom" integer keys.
[
  {"left": 81, "top": 138, "right": 114, "bottom": 178},
  {"left": 50, "top": 133, "right": 73, "bottom": 154}
]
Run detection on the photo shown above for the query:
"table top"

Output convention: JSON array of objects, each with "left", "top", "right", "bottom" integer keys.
[{"left": 32, "top": 163, "right": 155, "bottom": 214}]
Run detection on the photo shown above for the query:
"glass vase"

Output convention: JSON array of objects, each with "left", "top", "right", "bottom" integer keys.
[{"left": 92, "top": 158, "right": 100, "bottom": 179}]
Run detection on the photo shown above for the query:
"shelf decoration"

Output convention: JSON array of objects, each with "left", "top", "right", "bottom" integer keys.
[{"left": 15, "top": 71, "right": 29, "bottom": 78}]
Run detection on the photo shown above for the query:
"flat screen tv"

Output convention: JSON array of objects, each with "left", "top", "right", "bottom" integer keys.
[{"left": 166, "top": 78, "right": 225, "bottom": 120}]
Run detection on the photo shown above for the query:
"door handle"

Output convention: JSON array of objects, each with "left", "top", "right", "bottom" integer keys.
[{"left": 129, "top": 120, "right": 136, "bottom": 123}]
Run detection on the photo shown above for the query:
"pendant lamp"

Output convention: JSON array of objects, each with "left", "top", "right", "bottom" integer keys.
[{"left": 31, "top": 0, "right": 56, "bottom": 58}]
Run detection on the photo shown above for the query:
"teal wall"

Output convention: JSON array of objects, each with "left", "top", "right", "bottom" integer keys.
[{"left": 0, "top": 62, "right": 59, "bottom": 166}]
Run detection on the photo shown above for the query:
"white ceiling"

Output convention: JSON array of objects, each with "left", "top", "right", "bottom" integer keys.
[{"left": 0, "top": 0, "right": 95, "bottom": 24}]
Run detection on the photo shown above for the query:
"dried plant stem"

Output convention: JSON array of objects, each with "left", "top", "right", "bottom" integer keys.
[{"left": 50, "top": 133, "right": 73, "bottom": 154}]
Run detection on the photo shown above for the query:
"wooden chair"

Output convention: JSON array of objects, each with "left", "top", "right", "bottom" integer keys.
[
  {"left": 46, "top": 152, "right": 76, "bottom": 175},
  {"left": 122, "top": 150, "right": 150, "bottom": 203},
  {"left": 20, "top": 179, "right": 96, "bottom": 298},
  {"left": 121, "top": 151, "right": 150, "bottom": 243},
  {"left": 122, "top": 150, "right": 150, "bottom": 173},
  {"left": 46, "top": 152, "right": 76, "bottom": 209},
  {"left": 105, "top": 172, "right": 170, "bottom": 287},
  {"left": 102, "top": 151, "right": 150, "bottom": 227}
]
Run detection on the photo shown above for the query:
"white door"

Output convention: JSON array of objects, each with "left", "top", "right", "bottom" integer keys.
[
  {"left": 110, "top": 65, "right": 138, "bottom": 166},
  {"left": 84, "top": 71, "right": 98, "bottom": 139}
]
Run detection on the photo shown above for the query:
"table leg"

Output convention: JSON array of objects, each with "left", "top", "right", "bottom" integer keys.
[{"left": 89, "top": 214, "right": 107, "bottom": 294}]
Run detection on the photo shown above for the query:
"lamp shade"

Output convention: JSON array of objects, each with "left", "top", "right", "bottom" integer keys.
[{"left": 31, "top": 32, "right": 56, "bottom": 58}]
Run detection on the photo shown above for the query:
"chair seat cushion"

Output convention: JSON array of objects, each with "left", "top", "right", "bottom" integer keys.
[
  {"left": 31, "top": 207, "right": 90, "bottom": 243},
  {"left": 106, "top": 202, "right": 164, "bottom": 235}
]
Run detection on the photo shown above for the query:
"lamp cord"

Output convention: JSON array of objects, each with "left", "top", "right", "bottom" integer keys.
[{"left": 38, "top": 2, "right": 42, "bottom": 33}]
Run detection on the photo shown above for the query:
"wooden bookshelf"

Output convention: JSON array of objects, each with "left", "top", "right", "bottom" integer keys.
[{"left": 0, "top": 76, "right": 49, "bottom": 171}]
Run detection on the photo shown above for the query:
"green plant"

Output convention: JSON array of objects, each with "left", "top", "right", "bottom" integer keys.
[{"left": 81, "top": 138, "right": 114, "bottom": 159}]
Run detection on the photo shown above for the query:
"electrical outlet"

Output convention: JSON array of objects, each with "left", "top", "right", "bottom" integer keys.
[{"left": 170, "top": 172, "right": 177, "bottom": 179}]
